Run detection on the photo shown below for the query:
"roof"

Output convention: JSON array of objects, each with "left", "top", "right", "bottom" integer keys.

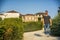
[
  {"left": 35, "top": 12, "right": 45, "bottom": 15},
  {"left": 0, "top": 14, "right": 3, "bottom": 15},
  {"left": 6, "top": 10, "right": 19, "bottom": 13},
  {"left": 22, "top": 14, "right": 35, "bottom": 16},
  {"left": 25, "top": 14, "right": 34, "bottom": 16},
  {"left": 22, "top": 14, "right": 35, "bottom": 17}
]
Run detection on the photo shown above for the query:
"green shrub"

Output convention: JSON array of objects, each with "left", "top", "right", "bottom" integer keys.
[
  {"left": 0, "top": 17, "right": 2, "bottom": 21},
  {"left": 0, "top": 18, "right": 24, "bottom": 40},
  {"left": 0, "top": 27, "right": 5, "bottom": 40},
  {"left": 51, "top": 12, "right": 60, "bottom": 36},
  {"left": 23, "top": 21, "right": 42, "bottom": 32}
]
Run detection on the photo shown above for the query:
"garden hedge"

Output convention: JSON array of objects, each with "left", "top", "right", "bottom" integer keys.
[
  {"left": 0, "top": 18, "right": 24, "bottom": 40},
  {"left": 23, "top": 21, "right": 42, "bottom": 32}
]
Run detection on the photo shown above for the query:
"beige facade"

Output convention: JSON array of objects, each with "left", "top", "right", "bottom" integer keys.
[
  {"left": 22, "top": 14, "right": 38, "bottom": 22},
  {"left": 22, "top": 13, "right": 44, "bottom": 22},
  {"left": 0, "top": 10, "right": 20, "bottom": 20},
  {"left": 4, "top": 13, "right": 19, "bottom": 18},
  {"left": 0, "top": 10, "right": 45, "bottom": 22},
  {"left": 4, "top": 10, "right": 20, "bottom": 18},
  {"left": 0, "top": 14, "right": 5, "bottom": 20}
]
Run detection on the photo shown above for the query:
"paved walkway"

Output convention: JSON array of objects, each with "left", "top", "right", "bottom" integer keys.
[{"left": 23, "top": 29, "right": 60, "bottom": 40}]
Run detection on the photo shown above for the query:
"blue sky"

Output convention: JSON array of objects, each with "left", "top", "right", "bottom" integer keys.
[{"left": 0, "top": 0, "right": 60, "bottom": 18}]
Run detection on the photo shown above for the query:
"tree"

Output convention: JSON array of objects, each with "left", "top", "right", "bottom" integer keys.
[{"left": 51, "top": 8, "right": 60, "bottom": 36}]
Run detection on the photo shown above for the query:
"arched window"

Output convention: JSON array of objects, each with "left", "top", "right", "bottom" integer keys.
[{"left": 38, "top": 17, "right": 41, "bottom": 21}]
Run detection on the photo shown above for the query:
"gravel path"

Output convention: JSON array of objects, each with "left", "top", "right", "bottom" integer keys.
[{"left": 23, "top": 29, "right": 60, "bottom": 40}]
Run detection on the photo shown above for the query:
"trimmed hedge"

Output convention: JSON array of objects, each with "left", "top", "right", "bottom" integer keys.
[
  {"left": 0, "top": 18, "right": 24, "bottom": 40},
  {"left": 0, "top": 17, "right": 2, "bottom": 21},
  {"left": 23, "top": 21, "right": 42, "bottom": 32}
]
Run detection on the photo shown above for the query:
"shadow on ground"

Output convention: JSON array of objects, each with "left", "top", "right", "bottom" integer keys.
[
  {"left": 57, "top": 37, "right": 60, "bottom": 40},
  {"left": 34, "top": 33, "right": 42, "bottom": 37}
]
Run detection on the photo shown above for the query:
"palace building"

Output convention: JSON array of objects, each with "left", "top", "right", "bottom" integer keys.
[{"left": 0, "top": 10, "right": 46, "bottom": 22}]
